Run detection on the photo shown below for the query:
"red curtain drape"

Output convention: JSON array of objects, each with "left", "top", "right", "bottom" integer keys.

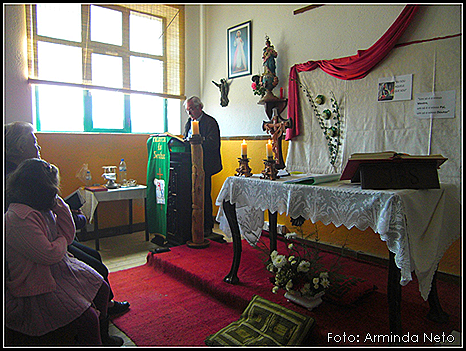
[{"left": 286, "top": 5, "right": 419, "bottom": 140}]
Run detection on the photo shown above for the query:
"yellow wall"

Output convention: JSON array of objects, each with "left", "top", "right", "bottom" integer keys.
[
  {"left": 37, "top": 133, "right": 149, "bottom": 228},
  {"left": 36, "top": 133, "right": 281, "bottom": 228},
  {"left": 36, "top": 133, "right": 460, "bottom": 276}
]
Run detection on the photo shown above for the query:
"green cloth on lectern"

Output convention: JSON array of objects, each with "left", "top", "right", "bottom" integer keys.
[{"left": 146, "top": 135, "right": 171, "bottom": 237}]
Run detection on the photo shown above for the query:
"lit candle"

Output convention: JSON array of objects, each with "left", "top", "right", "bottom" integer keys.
[
  {"left": 241, "top": 139, "right": 247, "bottom": 157},
  {"left": 192, "top": 120, "right": 199, "bottom": 135},
  {"left": 266, "top": 139, "right": 273, "bottom": 158}
]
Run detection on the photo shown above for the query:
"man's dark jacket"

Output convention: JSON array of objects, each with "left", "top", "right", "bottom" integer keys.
[{"left": 183, "top": 112, "right": 222, "bottom": 176}]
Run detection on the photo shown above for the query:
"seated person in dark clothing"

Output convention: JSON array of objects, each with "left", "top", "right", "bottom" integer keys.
[
  {"left": 68, "top": 209, "right": 129, "bottom": 315},
  {"left": 4, "top": 121, "right": 130, "bottom": 316}
]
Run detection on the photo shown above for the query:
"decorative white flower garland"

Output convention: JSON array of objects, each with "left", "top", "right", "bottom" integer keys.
[{"left": 297, "top": 81, "right": 342, "bottom": 171}]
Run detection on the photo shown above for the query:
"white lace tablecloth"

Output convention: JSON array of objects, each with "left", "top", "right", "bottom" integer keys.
[{"left": 215, "top": 175, "right": 460, "bottom": 300}]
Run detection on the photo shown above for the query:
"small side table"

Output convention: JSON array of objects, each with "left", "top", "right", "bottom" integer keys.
[{"left": 82, "top": 185, "right": 148, "bottom": 250}]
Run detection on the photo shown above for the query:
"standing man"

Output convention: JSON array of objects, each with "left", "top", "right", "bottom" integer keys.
[{"left": 183, "top": 96, "right": 224, "bottom": 241}]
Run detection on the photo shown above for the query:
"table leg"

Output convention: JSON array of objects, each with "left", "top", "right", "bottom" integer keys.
[
  {"left": 94, "top": 207, "right": 100, "bottom": 251},
  {"left": 268, "top": 210, "right": 278, "bottom": 254},
  {"left": 222, "top": 200, "right": 241, "bottom": 284},
  {"left": 129, "top": 199, "right": 133, "bottom": 234},
  {"left": 427, "top": 271, "right": 449, "bottom": 323},
  {"left": 388, "top": 251, "right": 402, "bottom": 336},
  {"left": 144, "top": 198, "right": 149, "bottom": 241}
]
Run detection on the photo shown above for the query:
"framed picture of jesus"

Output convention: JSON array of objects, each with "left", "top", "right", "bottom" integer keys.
[{"left": 227, "top": 21, "right": 252, "bottom": 79}]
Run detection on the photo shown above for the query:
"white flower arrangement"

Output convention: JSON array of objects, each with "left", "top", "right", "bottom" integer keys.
[{"left": 267, "top": 237, "right": 331, "bottom": 299}]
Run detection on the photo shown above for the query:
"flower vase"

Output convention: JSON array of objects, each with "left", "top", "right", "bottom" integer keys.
[{"left": 284, "top": 291, "right": 325, "bottom": 311}]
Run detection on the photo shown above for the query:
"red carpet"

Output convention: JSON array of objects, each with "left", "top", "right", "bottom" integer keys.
[{"left": 109, "top": 237, "right": 461, "bottom": 346}]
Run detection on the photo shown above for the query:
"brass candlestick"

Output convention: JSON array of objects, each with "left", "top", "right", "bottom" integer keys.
[
  {"left": 235, "top": 156, "right": 252, "bottom": 177},
  {"left": 261, "top": 156, "right": 279, "bottom": 180}
]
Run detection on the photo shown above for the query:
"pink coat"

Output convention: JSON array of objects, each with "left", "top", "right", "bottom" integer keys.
[{"left": 5, "top": 197, "right": 76, "bottom": 297}]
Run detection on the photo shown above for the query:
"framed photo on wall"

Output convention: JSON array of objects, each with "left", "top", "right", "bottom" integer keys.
[{"left": 227, "top": 21, "right": 252, "bottom": 79}]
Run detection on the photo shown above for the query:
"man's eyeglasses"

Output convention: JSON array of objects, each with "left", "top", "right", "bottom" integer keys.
[{"left": 185, "top": 106, "right": 199, "bottom": 113}]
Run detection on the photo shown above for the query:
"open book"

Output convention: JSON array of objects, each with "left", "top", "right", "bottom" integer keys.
[
  {"left": 150, "top": 132, "right": 185, "bottom": 142},
  {"left": 340, "top": 151, "right": 447, "bottom": 181},
  {"left": 283, "top": 173, "right": 341, "bottom": 185},
  {"left": 347, "top": 151, "right": 446, "bottom": 161},
  {"left": 164, "top": 132, "right": 185, "bottom": 142}
]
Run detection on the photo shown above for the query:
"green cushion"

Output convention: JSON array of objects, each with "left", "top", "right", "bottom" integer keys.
[{"left": 205, "top": 295, "right": 315, "bottom": 346}]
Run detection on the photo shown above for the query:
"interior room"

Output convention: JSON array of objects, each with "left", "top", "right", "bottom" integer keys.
[{"left": 4, "top": 4, "right": 462, "bottom": 347}]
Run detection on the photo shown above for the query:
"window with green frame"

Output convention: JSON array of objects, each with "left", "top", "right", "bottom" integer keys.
[{"left": 26, "top": 4, "right": 185, "bottom": 133}]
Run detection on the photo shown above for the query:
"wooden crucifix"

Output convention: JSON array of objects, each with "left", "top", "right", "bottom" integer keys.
[{"left": 262, "top": 99, "right": 292, "bottom": 170}]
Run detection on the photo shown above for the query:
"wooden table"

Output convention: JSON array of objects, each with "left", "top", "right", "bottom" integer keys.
[
  {"left": 82, "top": 185, "right": 149, "bottom": 250},
  {"left": 215, "top": 175, "right": 460, "bottom": 336}
]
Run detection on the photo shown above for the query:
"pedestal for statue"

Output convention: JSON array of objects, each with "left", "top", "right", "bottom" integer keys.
[
  {"left": 187, "top": 134, "right": 210, "bottom": 249},
  {"left": 257, "top": 73, "right": 280, "bottom": 104}
]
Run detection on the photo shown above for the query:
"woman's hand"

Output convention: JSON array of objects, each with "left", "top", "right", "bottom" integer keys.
[
  {"left": 52, "top": 195, "right": 76, "bottom": 244},
  {"left": 52, "top": 195, "right": 68, "bottom": 209}
]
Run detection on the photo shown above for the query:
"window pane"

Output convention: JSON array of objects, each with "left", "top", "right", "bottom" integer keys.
[
  {"left": 37, "top": 85, "right": 84, "bottom": 132},
  {"left": 37, "top": 42, "right": 82, "bottom": 83},
  {"left": 29, "top": 4, "right": 184, "bottom": 134},
  {"left": 130, "top": 94, "right": 165, "bottom": 133},
  {"left": 92, "top": 53, "right": 123, "bottom": 88},
  {"left": 167, "top": 98, "right": 181, "bottom": 135},
  {"left": 36, "top": 4, "right": 81, "bottom": 42},
  {"left": 130, "top": 12, "right": 163, "bottom": 56},
  {"left": 91, "top": 90, "right": 124, "bottom": 129},
  {"left": 90, "top": 5, "right": 122, "bottom": 46},
  {"left": 130, "top": 56, "right": 163, "bottom": 93}
]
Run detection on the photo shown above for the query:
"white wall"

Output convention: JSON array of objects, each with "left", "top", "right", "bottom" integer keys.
[
  {"left": 4, "top": 4, "right": 33, "bottom": 124},
  {"left": 184, "top": 5, "right": 202, "bottom": 102},
  {"left": 195, "top": 4, "right": 461, "bottom": 137}
]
